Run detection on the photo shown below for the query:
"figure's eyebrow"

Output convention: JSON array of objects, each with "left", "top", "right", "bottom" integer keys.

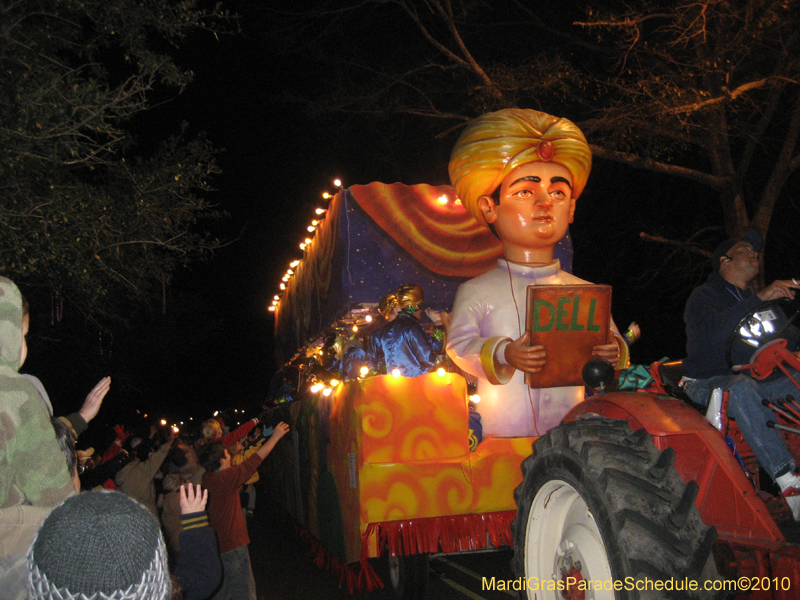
[
  {"left": 509, "top": 175, "right": 541, "bottom": 186},
  {"left": 551, "top": 176, "right": 572, "bottom": 189}
]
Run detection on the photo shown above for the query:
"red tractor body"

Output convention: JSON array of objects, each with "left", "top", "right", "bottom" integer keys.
[{"left": 566, "top": 391, "right": 800, "bottom": 599}]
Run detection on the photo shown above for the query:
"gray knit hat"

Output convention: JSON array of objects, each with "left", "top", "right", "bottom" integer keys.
[{"left": 27, "top": 491, "right": 170, "bottom": 600}]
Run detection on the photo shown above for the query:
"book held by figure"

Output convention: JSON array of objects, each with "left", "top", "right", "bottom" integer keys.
[{"left": 524, "top": 284, "right": 612, "bottom": 388}]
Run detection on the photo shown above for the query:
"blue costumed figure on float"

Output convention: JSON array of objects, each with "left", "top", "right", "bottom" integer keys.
[{"left": 367, "top": 283, "right": 443, "bottom": 377}]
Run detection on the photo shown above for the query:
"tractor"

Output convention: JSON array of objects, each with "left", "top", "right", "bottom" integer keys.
[{"left": 511, "top": 298, "right": 800, "bottom": 599}]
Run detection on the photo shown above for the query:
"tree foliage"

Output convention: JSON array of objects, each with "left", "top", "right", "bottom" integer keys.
[
  {"left": 267, "top": 0, "right": 800, "bottom": 252},
  {"left": 0, "top": 0, "right": 232, "bottom": 323}
]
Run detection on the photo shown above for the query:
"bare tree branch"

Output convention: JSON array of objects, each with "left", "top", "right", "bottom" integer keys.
[{"left": 589, "top": 144, "right": 729, "bottom": 189}]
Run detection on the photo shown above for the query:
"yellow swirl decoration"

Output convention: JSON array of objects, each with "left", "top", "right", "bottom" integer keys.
[
  {"left": 399, "top": 426, "right": 444, "bottom": 461},
  {"left": 361, "top": 401, "right": 394, "bottom": 439},
  {"left": 432, "top": 469, "right": 473, "bottom": 514},
  {"left": 364, "top": 480, "right": 421, "bottom": 521}
]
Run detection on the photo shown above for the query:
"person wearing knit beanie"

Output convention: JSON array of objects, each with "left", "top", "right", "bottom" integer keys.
[{"left": 26, "top": 490, "right": 170, "bottom": 600}]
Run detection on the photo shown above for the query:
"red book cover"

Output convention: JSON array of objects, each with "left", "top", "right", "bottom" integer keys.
[{"left": 524, "top": 284, "right": 612, "bottom": 388}]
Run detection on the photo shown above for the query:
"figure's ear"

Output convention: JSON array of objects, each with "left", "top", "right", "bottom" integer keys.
[
  {"left": 568, "top": 198, "right": 577, "bottom": 224},
  {"left": 477, "top": 195, "right": 498, "bottom": 224}
]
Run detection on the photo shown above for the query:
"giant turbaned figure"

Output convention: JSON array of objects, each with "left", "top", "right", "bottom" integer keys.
[{"left": 446, "top": 109, "right": 624, "bottom": 438}]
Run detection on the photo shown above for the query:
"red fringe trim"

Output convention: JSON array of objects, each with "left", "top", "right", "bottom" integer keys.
[
  {"left": 362, "top": 510, "right": 516, "bottom": 558},
  {"left": 281, "top": 508, "right": 516, "bottom": 594},
  {"left": 293, "top": 523, "right": 384, "bottom": 594}
]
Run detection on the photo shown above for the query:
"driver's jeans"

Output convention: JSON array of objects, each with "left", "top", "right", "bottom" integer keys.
[{"left": 684, "top": 372, "right": 798, "bottom": 480}]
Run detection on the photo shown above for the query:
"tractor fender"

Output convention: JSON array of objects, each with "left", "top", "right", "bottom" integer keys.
[{"left": 566, "top": 390, "right": 715, "bottom": 436}]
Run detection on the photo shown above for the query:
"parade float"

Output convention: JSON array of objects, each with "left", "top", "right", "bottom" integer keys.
[{"left": 266, "top": 181, "right": 575, "bottom": 595}]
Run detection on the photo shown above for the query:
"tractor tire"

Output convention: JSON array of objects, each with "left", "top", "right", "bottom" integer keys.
[
  {"left": 511, "top": 417, "right": 723, "bottom": 600},
  {"left": 388, "top": 553, "right": 430, "bottom": 600}
]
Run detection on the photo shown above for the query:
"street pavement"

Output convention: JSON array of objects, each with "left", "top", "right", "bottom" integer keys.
[{"left": 248, "top": 486, "right": 519, "bottom": 600}]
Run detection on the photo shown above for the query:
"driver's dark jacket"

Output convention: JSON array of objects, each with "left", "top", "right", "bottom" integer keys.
[{"left": 683, "top": 271, "right": 762, "bottom": 379}]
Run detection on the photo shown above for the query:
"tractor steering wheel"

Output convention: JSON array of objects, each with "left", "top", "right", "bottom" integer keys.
[{"left": 726, "top": 297, "right": 800, "bottom": 378}]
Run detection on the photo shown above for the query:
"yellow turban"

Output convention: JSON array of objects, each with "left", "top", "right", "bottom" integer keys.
[{"left": 448, "top": 109, "right": 592, "bottom": 227}]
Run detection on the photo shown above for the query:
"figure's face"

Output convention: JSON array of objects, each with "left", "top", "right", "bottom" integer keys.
[
  {"left": 479, "top": 162, "right": 575, "bottom": 262},
  {"left": 722, "top": 241, "right": 759, "bottom": 280}
]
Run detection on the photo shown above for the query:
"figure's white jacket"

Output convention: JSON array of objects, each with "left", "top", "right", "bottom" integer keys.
[{"left": 446, "top": 259, "right": 620, "bottom": 438}]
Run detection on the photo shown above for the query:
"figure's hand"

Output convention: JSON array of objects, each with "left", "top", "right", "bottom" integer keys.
[
  {"left": 179, "top": 483, "right": 207, "bottom": 515},
  {"left": 592, "top": 343, "right": 620, "bottom": 365},
  {"left": 425, "top": 308, "right": 444, "bottom": 325},
  {"left": 626, "top": 322, "right": 641, "bottom": 342},
  {"left": 271, "top": 421, "right": 290, "bottom": 440},
  {"left": 503, "top": 333, "right": 547, "bottom": 373},
  {"left": 78, "top": 376, "right": 111, "bottom": 424},
  {"left": 758, "top": 280, "right": 800, "bottom": 301}
]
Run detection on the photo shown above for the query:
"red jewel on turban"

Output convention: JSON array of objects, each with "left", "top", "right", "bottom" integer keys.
[{"left": 538, "top": 140, "right": 554, "bottom": 161}]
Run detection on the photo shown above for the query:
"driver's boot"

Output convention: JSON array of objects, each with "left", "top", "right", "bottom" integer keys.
[{"left": 775, "top": 470, "right": 800, "bottom": 520}]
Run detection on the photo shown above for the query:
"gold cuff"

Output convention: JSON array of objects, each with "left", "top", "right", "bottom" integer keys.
[
  {"left": 613, "top": 332, "right": 629, "bottom": 370},
  {"left": 480, "top": 337, "right": 516, "bottom": 385}
]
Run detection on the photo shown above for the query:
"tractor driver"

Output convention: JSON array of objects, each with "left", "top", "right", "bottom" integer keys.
[
  {"left": 682, "top": 229, "right": 800, "bottom": 519},
  {"left": 446, "top": 109, "right": 625, "bottom": 439}
]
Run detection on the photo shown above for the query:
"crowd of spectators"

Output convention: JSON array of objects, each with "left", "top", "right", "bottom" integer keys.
[{"left": 1, "top": 276, "right": 289, "bottom": 600}]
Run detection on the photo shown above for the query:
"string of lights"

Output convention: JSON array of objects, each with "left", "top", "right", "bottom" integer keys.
[{"left": 268, "top": 178, "right": 343, "bottom": 313}]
